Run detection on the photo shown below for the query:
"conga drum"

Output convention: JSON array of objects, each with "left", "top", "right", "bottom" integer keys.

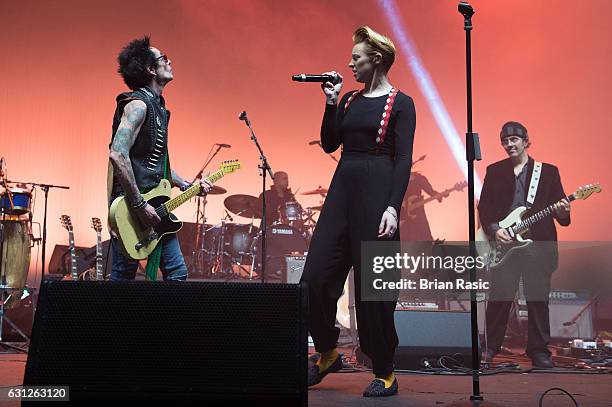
[{"left": 1, "top": 220, "right": 31, "bottom": 308}]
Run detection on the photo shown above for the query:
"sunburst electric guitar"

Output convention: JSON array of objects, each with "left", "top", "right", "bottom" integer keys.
[
  {"left": 476, "top": 183, "right": 602, "bottom": 270},
  {"left": 109, "top": 160, "right": 241, "bottom": 260}
]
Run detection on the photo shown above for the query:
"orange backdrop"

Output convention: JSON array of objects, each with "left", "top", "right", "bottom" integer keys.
[{"left": 1, "top": 0, "right": 610, "bottom": 281}]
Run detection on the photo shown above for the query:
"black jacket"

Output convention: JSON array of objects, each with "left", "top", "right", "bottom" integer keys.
[{"left": 478, "top": 156, "right": 570, "bottom": 270}]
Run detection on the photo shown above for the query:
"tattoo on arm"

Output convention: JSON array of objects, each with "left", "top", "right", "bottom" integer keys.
[
  {"left": 109, "top": 100, "right": 147, "bottom": 206},
  {"left": 171, "top": 170, "right": 186, "bottom": 188}
]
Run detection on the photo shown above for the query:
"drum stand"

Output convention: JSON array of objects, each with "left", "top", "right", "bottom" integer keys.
[
  {"left": 190, "top": 143, "right": 225, "bottom": 276},
  {"left": 190, "top": 195, "right": 208, "bottom": 275}
]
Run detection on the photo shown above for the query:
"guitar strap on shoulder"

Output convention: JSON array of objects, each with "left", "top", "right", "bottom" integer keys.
[{"left": 526, "top": 161, "right": 542, "bottom": 207}]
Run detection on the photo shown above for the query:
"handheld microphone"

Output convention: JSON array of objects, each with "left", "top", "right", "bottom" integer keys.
[
  {"left": 292, "top": 74, "right": 338, "bottom": 83},
  {"left": 216, "top": 143, "right": 231, "bottom": 148},
  {"left": 239, "top": 111, "right": 248, "bottom": 121},
  {"left": 225, "top": 209, "right": 234, "bottom": 222},
  {"left": 308, "top": 140, "right": 321, "bottom": 146}
]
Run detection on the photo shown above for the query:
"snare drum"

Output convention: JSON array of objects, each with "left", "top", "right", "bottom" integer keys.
[
  {"left": 1, "top": 220, "right": 31, "bottom": 308},
  {"left": 0, "top": 188, "right": 32, "bottom": 215}
]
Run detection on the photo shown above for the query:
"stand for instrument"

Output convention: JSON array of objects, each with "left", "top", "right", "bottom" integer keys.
[
  {"left": 190, "top": 144, "right": 224, "bottom": 275},
  {"left": 239, "top": 111, "right": 275, "bottom": 283},
  {"left": 447, "top": 3, "right": 505, "bottom": 407}
]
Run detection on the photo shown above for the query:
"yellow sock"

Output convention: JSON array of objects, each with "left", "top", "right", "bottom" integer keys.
[
  {"left": 375, "top": 372, "right": 395, "bottom": 389},
  {"left": 316, "top": 348, "right": 339, "bottom": 372}
]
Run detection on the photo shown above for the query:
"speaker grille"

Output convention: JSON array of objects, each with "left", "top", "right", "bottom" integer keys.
[{"left": 25, "top": 281, "right": 307, "bottom": 401}]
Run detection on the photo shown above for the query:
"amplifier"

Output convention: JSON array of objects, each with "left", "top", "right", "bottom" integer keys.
[
  {"left": 549, "top": 289, "right": 594, "bottom": 340},
  {"left": 357, "top": 310, "right": 479, "bottom": 369},
  {"left": 285, "top": 255, "right": 306, "bottom": 283}
]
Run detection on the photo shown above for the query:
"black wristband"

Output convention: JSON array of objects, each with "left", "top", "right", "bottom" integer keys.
[{"left": 130, "top": 197, "right": 147, "bottom": 210}]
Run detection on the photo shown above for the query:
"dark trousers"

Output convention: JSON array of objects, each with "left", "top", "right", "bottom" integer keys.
[
  {"left": 485, "top": 247, "right": 552, "bottom": 357},
  {"left": 300, "top": 153, "right": 399, "bottom": 377}
]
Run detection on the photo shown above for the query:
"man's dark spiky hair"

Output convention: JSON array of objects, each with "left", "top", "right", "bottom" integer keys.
[{"left": 117, "top": 36, "right": 157, "bottom": 90}]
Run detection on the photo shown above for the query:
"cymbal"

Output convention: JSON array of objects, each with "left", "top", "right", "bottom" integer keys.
[
  {"left": 224, "top": 194, "right": 263, "bottom": 218},
  {"left": 302, "top": 187, "right": 328, "bottom": 196},
  {"left": 207, "top": 185, "right": 227, "bottom": 195}
]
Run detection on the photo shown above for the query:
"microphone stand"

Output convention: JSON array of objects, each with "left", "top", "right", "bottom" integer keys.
[
  {"left": 448, "top": 3, "right": 503, "bottom": 407},
  {"left": 190, "top": 144, "right": 224, "bottom": 275},
  {"left": 240, "top": 111, "right": 274, "bottom": 283}
]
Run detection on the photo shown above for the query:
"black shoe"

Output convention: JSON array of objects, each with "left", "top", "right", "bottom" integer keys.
[
  {"left": 363, "top": 378, "right": 398, "bottom": 397},
  {"left": 531, "top": 353, "right": 554, "bottom": 369},
  {"left": 307, "top": 354, "right": 343, "bottom": 386}
]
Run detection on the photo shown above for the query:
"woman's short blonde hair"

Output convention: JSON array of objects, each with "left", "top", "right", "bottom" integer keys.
[{"left": 353, "top": 26, "right": 396, "bottom": 71}]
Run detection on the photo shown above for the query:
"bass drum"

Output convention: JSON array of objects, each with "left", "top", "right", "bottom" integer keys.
[
  {"left": 251, "top": 223, "right": 309, "bottom": 281},
  {"left": 1, "top": 220, "right": 31, "bottom": 308}
]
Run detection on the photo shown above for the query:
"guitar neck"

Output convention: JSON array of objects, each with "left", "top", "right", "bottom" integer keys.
[
  {"left": 409, "top": 187, "right": 455, "bottom": 210},
  {"left": 160, "top": 169, "right": 226, "bottom": 214},
  {"left": 95, "top": 233, "right": 103, "bottom": 280},
  {"left": 68, "top": 231, "right": 78, "bottom": 280},
  {"left": 513, "top": 194, "right": 575, "bottom": 234}
]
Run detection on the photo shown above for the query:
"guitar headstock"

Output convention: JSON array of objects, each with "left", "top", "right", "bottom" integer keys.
[
  {"left": 60, "top": 215, "right": 73, "bottom": 232},
  {"left": 573, "top": 183, "right": 602, "bottom": 200},
  {"left": 91, "top": 217, "right": 102, "bottom": 233},
  {"left": 454, "top": 181, "right": 468, "bottom": 191},
  {"left": 220, "top": 160, "right": 241, "bottom": 175}
]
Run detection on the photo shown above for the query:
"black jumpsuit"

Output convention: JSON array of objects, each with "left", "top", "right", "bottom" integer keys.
[{"left": 300, "top": 90, "right": 416, "bottom": 376}]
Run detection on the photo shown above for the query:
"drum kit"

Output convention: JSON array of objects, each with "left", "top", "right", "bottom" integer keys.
[{"left": 190, "top": 186, "right": 329, "bottom": 280}]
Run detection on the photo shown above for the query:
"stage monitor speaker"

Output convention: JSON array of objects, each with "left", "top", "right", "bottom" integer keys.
[
  {"left": 24, "top": 281, "right": 308, "bottom": 406},
  {"left": 358, "top": 310, "right": 479, "bottom": 370}
]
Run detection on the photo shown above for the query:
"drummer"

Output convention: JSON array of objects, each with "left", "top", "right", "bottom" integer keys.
[{"left": 258, "top": 171, "right": 297, "bottom": 227}]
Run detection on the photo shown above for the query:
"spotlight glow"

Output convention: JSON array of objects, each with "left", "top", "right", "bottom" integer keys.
[{"left": 379, "top": 0, "right": 482, "bottom": 195}]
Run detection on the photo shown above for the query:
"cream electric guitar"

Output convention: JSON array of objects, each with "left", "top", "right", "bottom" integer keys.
[
  {"left": 476, "top": 183, "right": 602, "bottom": 270},
  {"left": 91, "top": 217, "right": 104, "bottom": 280},
  {"left": 109, "top": 160, "right": 241, "bottom": 260},
  {"left": 60, "top": 215, "right": 79, "bottom": 280},
  {"left": 402, "top": 181, "right": 467, "bottom": 220}
]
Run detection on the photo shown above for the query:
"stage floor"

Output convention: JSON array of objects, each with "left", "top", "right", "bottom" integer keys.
[{"left": 1, "top": 351, "right": 610, "bottom": 406}]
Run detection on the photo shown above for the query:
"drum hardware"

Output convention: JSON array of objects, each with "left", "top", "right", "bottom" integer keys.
[
  {"left": 188, "top": 142, "right": 229, "bottom": 275},
  {"left": 301, "top": 187, "right": 328, "bottom": 196}
]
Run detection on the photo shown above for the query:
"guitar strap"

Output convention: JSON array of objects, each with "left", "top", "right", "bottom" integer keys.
[
  {"left": 526, "top": 161, "right": 542, "bottom": 207},
  {"left": 143, "top": 155, "right": 169, "bottom": 281}
]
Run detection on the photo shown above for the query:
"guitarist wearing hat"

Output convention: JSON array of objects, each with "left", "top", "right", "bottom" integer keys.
[{"left": 478, "top": 121, "right": 571, "bottom": 368}]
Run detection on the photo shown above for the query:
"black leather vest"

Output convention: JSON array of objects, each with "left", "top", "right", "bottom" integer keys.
[{"left": 110, "top": 87, "right": 171, "bottom": 200}]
